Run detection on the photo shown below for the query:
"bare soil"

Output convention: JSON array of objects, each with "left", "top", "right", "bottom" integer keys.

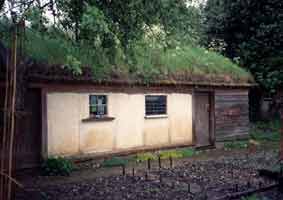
[{"left": 15, "top": 148, "right": 282, "bottom": 200}]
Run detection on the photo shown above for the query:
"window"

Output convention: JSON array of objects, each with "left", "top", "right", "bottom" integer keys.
[
  {"left": 89, "top": 95, "right": 107, "bottom": 117},
  {"left": 145, "top": 95, "right": 167, "bottom": 116}
]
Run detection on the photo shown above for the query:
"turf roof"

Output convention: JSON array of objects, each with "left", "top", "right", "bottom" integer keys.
[{"left": 0, "top": 30, "right": 255, "bottom": 87}]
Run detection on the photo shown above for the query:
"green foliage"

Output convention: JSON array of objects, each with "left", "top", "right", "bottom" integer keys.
[
  {"left": 135, "top": 148, "right": 196, "bottom": 162},
  {"left": 102, "top": 157, "right": 129, "bottom": 167},
  {"left": 204, "top": 0, "right": 283, "bottom": 92},
  {"left": 224, "top": 141, "right": 249, "bottom": 150},
  {"left": 0, "top": 18, "right": 252, "bottom": 83},
  {"left": 159, "top": 150, "right": 183, "bottom": 159},
  {"left": 250, "top": 120, "right": 280, "bottom": 142},
  {"left": 41, "top": 157, "right": 74, "bottom": 176},
  {"left": 136, "top": 152, "right": 157, "bottom": 162},
  {"left": 180, "top": 148, "right": 196, "bottom": 157},
  {"left": 241, "top": 195, "right": 260, "bottom": 200}
]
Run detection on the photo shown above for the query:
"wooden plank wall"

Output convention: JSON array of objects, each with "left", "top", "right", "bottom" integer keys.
[
  {"left": 215, "top": 89, "right": 250, "bottom": 141},
  {"left": 0, "top": 87, "right": 42, "bottom": 169}
]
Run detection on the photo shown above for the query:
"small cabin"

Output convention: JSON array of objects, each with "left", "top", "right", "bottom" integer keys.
[{"left": 0, "top": 43, "right": 255, "bottom": 169}]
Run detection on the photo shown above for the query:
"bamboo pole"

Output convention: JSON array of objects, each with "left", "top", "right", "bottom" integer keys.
[
  {"left": 0, "top": 31, "right": 11, "bottom": 200},
  {"left": 7, "top": 25, "right": 17, "bottom": 200}
]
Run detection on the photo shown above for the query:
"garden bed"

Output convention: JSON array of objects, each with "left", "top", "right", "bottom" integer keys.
[{"left": 16, "top": 149, "right": 281, "bottom": 200}]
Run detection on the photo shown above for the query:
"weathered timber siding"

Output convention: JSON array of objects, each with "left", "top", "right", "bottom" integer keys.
[
  {"left": 215, "top": 90, "right": 250, "bottom": 141},
  {"left": 0, "top": 87, "right": 42, "bottom": 169}
]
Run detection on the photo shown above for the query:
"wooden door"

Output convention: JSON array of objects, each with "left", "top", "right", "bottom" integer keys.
[
  {"left": 195, "top": 92, "right": 212, "bottom": 147},
  {"left": 14, "top": 89, "right": 42, "bottom": 169}
]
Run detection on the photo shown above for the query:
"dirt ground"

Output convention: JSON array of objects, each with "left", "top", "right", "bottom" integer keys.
[{"left": 14, "top": 146, "right": 283, "bottom": 200}]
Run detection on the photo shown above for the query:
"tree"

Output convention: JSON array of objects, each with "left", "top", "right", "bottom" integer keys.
[{"left": 204, "top": 0, "right": 283, "bottom": 93}]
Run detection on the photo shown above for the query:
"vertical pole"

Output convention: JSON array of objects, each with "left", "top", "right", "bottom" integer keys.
[
  {"left": 0, "top": 47, "right": 9, "bottom": 200},
  {"left": 147, "top": 158, "right": 151, "bottom": 170},
  {"left": 132, "top": 168, "right": 135, "bottom": 177},
  {"left": 169, "top": 156, "right": 173, "bottom": 168},
  {"left": 122, "top": 165, "right": 125, "bottom": 176},
  {"left": 158, "top": 156, "right": 161, "bottom": 169},
  {"left": 280, "top": 107, "right": 283, "bottom": 161},
  {"left": 7, "top": 25, "right": 17, "bottom": 200}
]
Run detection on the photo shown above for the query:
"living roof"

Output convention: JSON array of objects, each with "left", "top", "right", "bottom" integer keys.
[{"left": 0, "top": 29, "right": 255, "bottom": 87}]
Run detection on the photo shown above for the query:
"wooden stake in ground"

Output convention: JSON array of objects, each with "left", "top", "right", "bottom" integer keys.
[
  {"left": 7, "top": 26, "right": 17, "bottom": 200},
  {"left": 0, "top": 25, "right": 17, "bottom": 200},
  {"left": 278, "top": 90, "right": 283, "bottom": 161}
]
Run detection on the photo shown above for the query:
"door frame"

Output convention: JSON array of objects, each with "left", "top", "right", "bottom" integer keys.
[{"left": 192, "top": 90, "right": 215, "bottom": 147}]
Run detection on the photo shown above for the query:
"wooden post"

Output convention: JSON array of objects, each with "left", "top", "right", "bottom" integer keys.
[
  {"left": 7, "top": 24, "right": 17, "bottom": 200},
  {"left": 280, "top": 109, "right": 283, "bottom": 161},
  {"left": 147, "top": 158, "right": 151, "bottom": 170},
  {"left": 0, "top": 25, "right": 17, "bottom": 200},
  {"left": 122, "top": 165, "right": 125, "bottom": 176},
  {"left": 132, "top": 168, "right": 135, "bottom": 177},
  {"left": 277, "top": 90, "right": 283, "bottom": 161},
  {"left": 169, "top": 156, "right": 173, "bottom": 168}
]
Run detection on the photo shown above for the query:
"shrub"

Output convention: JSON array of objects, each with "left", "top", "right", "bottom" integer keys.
[
  {"left": 42, "top": 157, "right": 74, "bottom": 176},
  {"left": 250, "top": 120, "right": 280, "bottom": 142},
  {"left": 102, "top": 157, "right": 129, "bottom": 167}
]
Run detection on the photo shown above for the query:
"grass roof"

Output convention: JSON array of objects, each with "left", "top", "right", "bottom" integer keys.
[{"left": 1, "top": 27, "right": 254, "bottom": 86}]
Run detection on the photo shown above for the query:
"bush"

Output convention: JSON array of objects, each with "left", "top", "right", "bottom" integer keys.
[
  {"left": 250, "top": 120, "right": 280, "bottom": 142},
  {"left": 42, "top": 157, "right": 74, "bottom": 176}
]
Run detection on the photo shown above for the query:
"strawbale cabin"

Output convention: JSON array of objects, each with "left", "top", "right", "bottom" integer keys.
[{"left": 0, "top": 42, "right": 256, "bottom": 169}]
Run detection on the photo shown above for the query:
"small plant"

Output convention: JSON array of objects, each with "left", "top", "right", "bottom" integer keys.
[
  {"left": 42, "top": 157, "right": 74, "bottom": 176},
  {"left": 136, "top": 152, "right": 157, "bottom": 162},
  {"left": 159, "top": 150, "right": 183, "bottom": 159},
  {"left": 102, "top": 156, "right": 129, "bottom": 167},
  {"left": 224, "top": 140, "right": 249, "bottom": 150},
  {"left": 180, "top": 148, "right": 196, "bottom": 157},
  {"left": 250, "top": 120, "right": 280, "bottom": 142},
  {"left": 241, "top": 195, "right": 260, "bottom": 200}
]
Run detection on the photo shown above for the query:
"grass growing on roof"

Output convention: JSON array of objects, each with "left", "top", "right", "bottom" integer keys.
[{"left": 1, "top": 23, "right": 253, "bottom": 83}]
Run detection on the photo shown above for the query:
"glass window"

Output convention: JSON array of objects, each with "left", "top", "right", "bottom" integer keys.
[
  {"left": 145, "top": 95, "right": 167, "bottom": 115},
  {"left": 89, "top": 95, "right": 107, "bottom": 117}
]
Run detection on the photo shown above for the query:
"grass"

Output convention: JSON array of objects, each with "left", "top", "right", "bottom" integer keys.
[
  {"left": 250, "top": 120, "right": 280, "bottom": 142},
  {"left": 101, "top": 157, "right": 129, "bottom": 167},
  {"left": 0, "top": 22, "right": 253, "bottom": 84},
  {"left": 223, "top": 120, "right": 281, "bottom": 150},
  {"left": 241, "top": 195, "right": 260, "bottom": 200},
  {"left": 224, "top": 140, "right": 249, "bottom": 150},
  {"left": 101, "top": 148, "right": 196, "bottom": 168},
  {"left": 135, "top": 148, "right": 196, "bottom": 162}
]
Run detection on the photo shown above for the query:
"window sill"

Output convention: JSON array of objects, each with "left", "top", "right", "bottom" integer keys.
[
  {"left": 82, "top": 116, "right": 115, "bottom": 122},
  {"left": 144, "top": 114, "right": 168, "bottom": 119}
]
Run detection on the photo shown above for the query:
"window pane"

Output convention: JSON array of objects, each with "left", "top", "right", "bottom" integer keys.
[
  {"left": 90, "top": 95, "right": 97, "bottom": 105},
  {"left": 145, "top": 95, "right": 167, "bottom": 115},
  {"left": 89, "top": 95, "right": 107, "bottom": 116}
]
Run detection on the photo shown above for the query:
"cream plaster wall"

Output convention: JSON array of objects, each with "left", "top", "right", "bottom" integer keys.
[{"left": 46, "top": 92, "right": 193, "bottom": 157}]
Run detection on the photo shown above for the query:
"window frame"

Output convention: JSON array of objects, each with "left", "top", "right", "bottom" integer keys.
[
  {"left": 89, "top": 95, "right": 108, "bottom": 118},
  {"left": 145, "top": 95, "right": 167, "bottom": 117}
]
